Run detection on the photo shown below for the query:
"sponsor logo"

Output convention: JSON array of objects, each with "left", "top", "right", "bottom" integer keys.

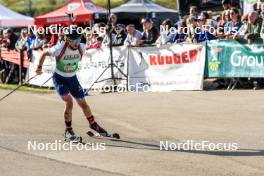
[
  {"left": 149, "top": 48, "right": 202, "bottom": 66},
  {"left": 64, "top": 54, "right": 80, "bottom": 60},
  {"left": 68, "top": 3, "right": 81, "bottom": 11},
  {"left": 209, "top": 47, "right": 222, "bottom": 71},
  {"left": 85, "top": 2, "right": 97, "bottom": 10},
  {"left": 230, "top": 51, "right": 264, "bottom": 67}
]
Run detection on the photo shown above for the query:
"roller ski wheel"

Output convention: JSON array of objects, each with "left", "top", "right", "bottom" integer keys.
[
  {"left": 89, "top": 121, "right": 109, "bottom": 137},
  {"left": 64, "top": 128, "right": 82, "bottom": 143},
  {"left": 87, "top": 130, "right": 120, "bottom": 139}
]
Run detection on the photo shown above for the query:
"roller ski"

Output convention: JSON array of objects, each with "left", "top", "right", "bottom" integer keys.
[
  {"left": 64, "top": 128, "right": 83, "bottom": 143},
  {"left": 87, "top": 122, "right": 120, "bottom": 139}
]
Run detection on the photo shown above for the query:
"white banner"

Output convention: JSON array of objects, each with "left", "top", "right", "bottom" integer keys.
[
  {"left": 128, "top": 44, "right": 206, "bottom": 91},
  {"left": 77, "top": 47, "right": 127, "bottom": 89},
  {"left": 29, "top": 47, "right": 128, "bottom": 89},
  {"left": 29, "top": 44, "right": 205, "bottom": 91}
]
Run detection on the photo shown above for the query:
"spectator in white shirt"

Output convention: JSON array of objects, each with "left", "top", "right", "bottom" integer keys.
[
  {"left": 124, "top": 24, "right": 143, "bottom": 47},
  {"left": 31, "top": 33, "right": 47, "bottom": 50}
]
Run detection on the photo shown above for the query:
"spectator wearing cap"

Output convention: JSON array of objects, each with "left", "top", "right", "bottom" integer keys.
[
  {"left": 1, "top": 28, "right": 18, "bottom": 50},
  {"left": 124, "top": 24, "right": 143, "bottom": 47},
  {"left": 224, "top": 8, "right": 243, "bottom": 39},
  {"left": 156, "top": 19, "right": 176, "bottom": 45},
  {"left": 141, "top": 18, "right": 159, "bottom": 45},
  {"left": 222, "top": 0, "right": 232, "bottom": 11},
  {"left": 112, "top": 24, "right": 127, "bottom": 46}
]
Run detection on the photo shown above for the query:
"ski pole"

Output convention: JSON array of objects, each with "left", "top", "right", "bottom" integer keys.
[
  {"left": 0, "top": 74, "right": 38, "bottom": 102},
  {"left": 40, "top": 75, "right": 53, "bottom": 87}
]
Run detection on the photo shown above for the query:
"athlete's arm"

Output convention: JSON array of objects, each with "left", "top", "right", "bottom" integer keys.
[
  {"left": 35, "top": 50, "right": 50, "bottom": 75},
  {"left": 35, "top": 42, "right": 65, "bottom": 75}
]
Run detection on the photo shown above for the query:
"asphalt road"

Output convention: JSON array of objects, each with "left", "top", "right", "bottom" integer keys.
[{"left": 0, "top": 89, "right": 264, "bottom": 176}]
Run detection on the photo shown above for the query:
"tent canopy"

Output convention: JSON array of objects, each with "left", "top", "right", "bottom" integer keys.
[
  {"left": 0, "top": 4, "right": 34, "bottom": 27},
  {"left": 35, "top": 0, "right": 106, "bottom": 26},
  {"left": 111, "top": 0, "right": 179, "bottom": 27},
  {"left": 112, "top": 0, "right": 178, "bottom": 13}
]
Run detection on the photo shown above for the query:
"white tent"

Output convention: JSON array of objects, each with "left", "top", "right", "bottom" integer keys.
[{"left": 0, "top": 3, "right": 34, "bottom": 27}]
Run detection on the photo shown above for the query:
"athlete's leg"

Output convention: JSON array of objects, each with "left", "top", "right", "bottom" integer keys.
[
  {"left": 53, "top": 73, "right": 73, "bottom": 130},
  {"left": 67, "top": 75, "right": 108, "bottom": 134},
  {"left": 76, "top": 98, "right": 108, "bottom": 135},
  {"left": 63, "top": 94, "right": 73, "bottom": 129},
  {"left": 76, "top": 98, "right": 93, "bottom": 120}
]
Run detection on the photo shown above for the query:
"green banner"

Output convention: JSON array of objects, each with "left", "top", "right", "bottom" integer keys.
[{"left": 205, "top": 40, "right": 264, "bottom": 78}]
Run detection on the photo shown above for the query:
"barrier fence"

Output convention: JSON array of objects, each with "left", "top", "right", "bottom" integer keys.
[
  {"left": 1, "top": 39, "right": 264, "bottom": 91},
  {"left": 0, "top": 49, "right": 30, "bottom": 84}
]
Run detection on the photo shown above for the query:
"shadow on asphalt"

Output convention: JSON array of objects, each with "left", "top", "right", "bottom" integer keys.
[{"left": 103, "top": 138, "right": 264, "bottom": 157}]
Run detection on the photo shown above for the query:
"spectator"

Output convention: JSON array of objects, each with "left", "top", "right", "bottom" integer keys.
[
  {"left": 252, "top": 3, "right": 261, "bottom": 15},
  {"left": 261, "top": 10, "right": 264, "bottom": 20},
  {"left": 186, "top": 16, "right": 198, "bottom": 43},
  {"left": 222, "top": 0, "right": 232, "bottom": 11},
  {"left": 30, "top": 32, "right": 47, "bottom": 50},
  {"left": 195, "top": 12, "right": 216, "bottom": 43},
  {"left": 156, "top": 19, "right": 176, "bottom": 45},
  {"left": 215, "top": 15, "right": 222, "bottom": 24},
  {"left": 57, "top": 28, "right": 65, "bottom": 44},
  {"left": 189, "top": 6, "right": 198, "bottom": 19},
  {"left": 43, "top": 25, "right": 58, "bottom": 48},
  {"left": 95, "top": 22, "right": 107, "bottom": 37},
  {"left": 174, "top": 20, "right": 187, "bottom": 43},
  {"left": 102, "top": 26, "right": 115, "bottom": 47},
  {"left": 124, "top": 24, "right": 143, "bottom": 47},
  {"left": 141, "top": 18, "right": 159, "bottom": 45},
  {"left": 207, "top": 11, "right": 213, "bottom": 19},
  {"left": 86, "top": 33, "right": 98, "bottom": 48},
  {"left": 0, "top": 29, "right": 3, "bottom": 45},
  {"left": 237, "top": 11, "right": 263, "bottom": 42},
  {"left": 110, "top": 13, "right": 118, "bottom": 29},
  {"left": 224, "top": 8, "right": 243, "bottom": 39},
  {"left": 89, "top": 36, "right": 103, "bottom": 49},
  {"left": 112, "top": 24, "right": 127, "bottom": 46},
  {"left": 1, "top": 28, "right": 18, "bottom": 50},
  {"left": 241, "top": 14, "right": 249, "bottom": 24},
  {"left": 15, "top": 28, "right": 31, "bottom": 52},
  {"left": 218, "top": 10, "right": 231, "bottom": 28}
]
